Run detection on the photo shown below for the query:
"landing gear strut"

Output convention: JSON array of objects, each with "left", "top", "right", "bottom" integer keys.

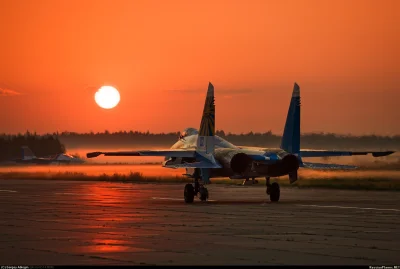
[
  {"left": 266, "top": 177, "right": 280, "bottom": 202},
  {"left": 184, "top": 177, "right": 208, "bottom": 203}
]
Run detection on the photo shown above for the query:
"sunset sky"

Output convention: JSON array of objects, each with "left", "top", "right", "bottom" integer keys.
[{"left": 0, "top": 0, "right": 399, "bottom": 136}]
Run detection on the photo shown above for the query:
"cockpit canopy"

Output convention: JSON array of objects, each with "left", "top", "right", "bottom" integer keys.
[
  {"left": 176, "top": 127, "right": 236, "bottom": 148},
  {"left": 179, "top": 127, "right": 199, "bottom": 139}
]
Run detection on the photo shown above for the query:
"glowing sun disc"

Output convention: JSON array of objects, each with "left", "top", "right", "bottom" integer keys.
[{"left": 95, "top": 86, "right": 120, "bottom": 109}]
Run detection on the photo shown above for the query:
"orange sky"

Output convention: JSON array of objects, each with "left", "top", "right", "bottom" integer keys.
[{"left": 0, "top": 0, "right": 399, "bottom": 136}]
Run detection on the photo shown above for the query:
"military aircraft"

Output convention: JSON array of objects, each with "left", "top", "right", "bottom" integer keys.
[
  {"left": 86, "top": 82, "right": 395, "bottom": 203},
  {"left": 14, "top": 146, "right": 84, "bottom": 164}
]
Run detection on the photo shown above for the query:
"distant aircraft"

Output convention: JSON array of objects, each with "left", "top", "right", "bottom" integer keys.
[
  {"left": 86, "top": 82, "right": 395, "bottom": 203},
  {"left": 14, "top": 146, "right": 84, "bottom": 164}
]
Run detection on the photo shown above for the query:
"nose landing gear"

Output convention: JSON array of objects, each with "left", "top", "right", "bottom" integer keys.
[{"left": 184, "top": 177, "right": 209, "bottom": 203}]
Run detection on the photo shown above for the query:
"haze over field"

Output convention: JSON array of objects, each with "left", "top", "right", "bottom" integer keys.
[{"left": 1, "top": 164, "right": 400, "bottom": 184}]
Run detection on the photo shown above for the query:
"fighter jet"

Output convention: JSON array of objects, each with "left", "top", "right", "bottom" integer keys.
[
  {"left": 14, "top": 146, "right": 84, "bottom": 164},
  {"left": 86, "top": 82, "right": 395, "bottom": 203}
]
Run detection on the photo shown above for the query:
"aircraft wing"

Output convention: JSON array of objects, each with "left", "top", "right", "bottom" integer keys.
[
  {"left": 87, "top": 150, "right": 196, "bottom": 158},
  {"left": 165, "top": 161, "right": 222, "bottom": 169},
  {"left": 301, "top": 162, "right": 358, "bottom": 170},
  {"left": 300, "top": 150, "right": 395, "bottom": 158}
]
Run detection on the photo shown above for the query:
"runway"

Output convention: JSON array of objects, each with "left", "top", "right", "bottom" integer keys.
[{"left": 0, "top": 179, "right": 399, "bottom": 265}]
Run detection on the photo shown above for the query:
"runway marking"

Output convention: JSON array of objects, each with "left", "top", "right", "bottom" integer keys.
[
  {"left": 0, "top": 189, "right": 17, "bottom": 193},
  {"left": 55, "top": 192, "right": 96, "bottom": 196},
  {"left": 152, "top": 197, "right": 182, "bottom": 201},
  {"left": 151, "top": 197, "right": 217, "bottom": 202},
  {"left": 298, "top": 204, "right": 400, "bottom": 212}
]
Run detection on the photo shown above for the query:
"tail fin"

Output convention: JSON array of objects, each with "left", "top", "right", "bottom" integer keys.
[
  {"left": 197, "top": 82, "right": 215, "bottom": 154},
  {"left": 21, "top": 146, "right": 36, "bottom": 160},
  {"left": 280, "top": 82, "right": 301, "bottom": 155}
]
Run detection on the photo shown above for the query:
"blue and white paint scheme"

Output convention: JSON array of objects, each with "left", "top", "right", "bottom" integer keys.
[{"left": 86, "top": 82, "right": 395, "bottom": 202}]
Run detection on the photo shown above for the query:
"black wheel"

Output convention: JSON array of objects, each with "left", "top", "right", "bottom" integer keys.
[
  {"left": 184, "top": 184, "right": 195, "bottom": 203},
  {"left": 199, "top": 187, "right": 209, "bottom": 201},
  {"left": 269, "top": 182, "right": 280, "bottom": 202}
]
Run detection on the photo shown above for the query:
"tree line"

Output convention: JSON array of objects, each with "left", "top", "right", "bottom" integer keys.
[
  {"left": 0, "top": 132, "right": 65, "bottom": 161},
  {"left": 32, "top": 130, "right": 400, "bottom": 150}
]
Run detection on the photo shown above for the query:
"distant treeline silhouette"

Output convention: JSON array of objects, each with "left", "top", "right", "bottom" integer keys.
[
  {"left": 0, "top": 132, "right": 65, "bottom": 161},
  {"left": 52, "top": 130, "right": 400, "bottom": 151}
]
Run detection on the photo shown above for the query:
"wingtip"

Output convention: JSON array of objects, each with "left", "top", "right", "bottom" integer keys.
[
  {"left": 372, "top": 151, "right": 395, "bottom": 157},
  {"left": 86, "top": 152, "right": 102, "bottom": 158}
]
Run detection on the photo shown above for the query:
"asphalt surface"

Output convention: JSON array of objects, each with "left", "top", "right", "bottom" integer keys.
[{"left": 0, "top": 179, "right": 399, "bottom": 265}]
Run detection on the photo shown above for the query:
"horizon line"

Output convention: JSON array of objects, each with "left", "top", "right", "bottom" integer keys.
[{"left": 1, "top": 130, "right": 400, "bottom": 138}]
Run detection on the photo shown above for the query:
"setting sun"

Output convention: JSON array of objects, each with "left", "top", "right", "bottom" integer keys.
[{"left": 95, "top": 86, "right": 120, "bottom": 109}]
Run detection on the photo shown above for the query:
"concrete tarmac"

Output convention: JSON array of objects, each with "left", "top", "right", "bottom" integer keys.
[{"left": 0, "top": 179, "right": 399, "bottom": 265}]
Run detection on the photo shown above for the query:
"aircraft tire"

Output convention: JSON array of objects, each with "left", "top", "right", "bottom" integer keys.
[
  {"left": 199, "top": 187, "right": 209, "bottom": 202},
  {"left": 269, "top": 182, "right": 280, "bottom": 202},
  {"left": 184, "top": 184, "right": 195, "bottom": 203}
]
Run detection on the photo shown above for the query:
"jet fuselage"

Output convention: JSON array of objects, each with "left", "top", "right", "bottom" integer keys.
[{"left": 164, "top": 130, "right": 299, "bottom": 179}]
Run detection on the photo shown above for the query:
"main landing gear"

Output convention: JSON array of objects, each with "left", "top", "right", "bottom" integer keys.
[
  {"left": 266, "top": 177, "right": 280, "bottom": 202},
  {"left": 184, "top": 178, "right": 208, "bottom": 203}
]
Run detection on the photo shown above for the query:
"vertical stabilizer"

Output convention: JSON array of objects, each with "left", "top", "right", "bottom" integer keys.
[
  {"left": 21, "top": 146, "right": 36, "bottom": 160},
  {"left": 280, "top": 83, "right": 301, "bottom": 154},
  {"left": 196, "top": 82, "right": 217, "bottom": 184},
  {"left": 197, "top": 82, "right": 215, "bottom": 154}
]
